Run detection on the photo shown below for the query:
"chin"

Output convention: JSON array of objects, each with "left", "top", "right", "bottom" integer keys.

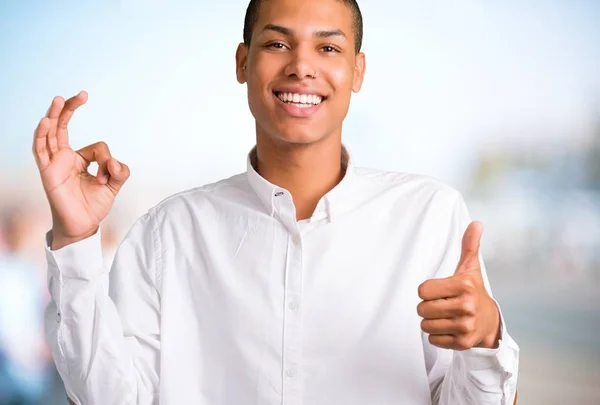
[{"left": 272, "top": 125, "right": 329, "bottom": 146}]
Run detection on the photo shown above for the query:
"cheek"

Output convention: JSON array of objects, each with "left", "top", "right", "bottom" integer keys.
[
  {"left": 328, "top": 63, "right": 355, "bottom": 93},
  {"left": 246, "top": 76, "right": 270, "bottom": 117},
  {"left": 248, "top": 65, "right": 279, "bottom": 105}
]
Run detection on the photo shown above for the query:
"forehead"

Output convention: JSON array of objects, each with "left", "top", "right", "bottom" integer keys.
[{"left": 256, "top": 0, "right": 354, "bottom": 37}]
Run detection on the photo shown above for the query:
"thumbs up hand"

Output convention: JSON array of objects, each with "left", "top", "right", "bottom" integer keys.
[{"left": 417, "top": 221, "right": 501, "bottom": 350}]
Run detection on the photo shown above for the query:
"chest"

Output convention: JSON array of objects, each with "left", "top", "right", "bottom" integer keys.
[
  {"left": 156, "top": 206, "right": 447, "bottom": 403},
  {"left": 158, "top": 207, "right": 442, "bottom": 345}
]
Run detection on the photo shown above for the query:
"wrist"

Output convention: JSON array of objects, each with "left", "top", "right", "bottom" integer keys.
[{"left": 51, "top": 227, "right": 98, "bottom": 250}]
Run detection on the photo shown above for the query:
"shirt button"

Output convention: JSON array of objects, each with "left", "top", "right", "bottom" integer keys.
[
  {"left": 274, "top": 191, "right": 284, "bottom": 197},
  {"left": 292, "top": 235, "right": 301, "bottom": 244},
  {"left": 56, "top": 312, "right": 61, "bottom": 323},
  {"left": 288, "top": 300, "right": 299, "bottom": 311},
  {"left": 286, "top": 367, "right": 298, "bottom": 378}
]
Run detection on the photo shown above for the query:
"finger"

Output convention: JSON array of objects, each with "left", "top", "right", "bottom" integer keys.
[
  {"left": 46, "top": 95, "right": 64, "bottom": 119},
  {"left": 46, "top": 96, "right": 65, "bottom": 155},
  {"left": 33, "top": 117, "right": 53, "bottom": 170},
  {"left": 76, "top": 141, "right": 112, "bottom": 184},
  {"left": 428, "top": 334, "right": 478, "bottom": 351},
  {"left": 421, "top": 318, "right": 463, "bottom": 335},
  {"left": 417, "top": 297, "right": 464, "bottom": 319},
  {"left": 56, "top": 91, "right": 88, "bottom": 149},
  {"left": 418, "top": 276, "right": 466, "bottom": 301},
  {"left": 427, "top": 334, "right": 456, "bottom": 350},
  {"left": 456, "top": 221, "right": 483, "bottom": 274},
  {"left": 106, "top": 159, "right": 131, "bottom": 196}
]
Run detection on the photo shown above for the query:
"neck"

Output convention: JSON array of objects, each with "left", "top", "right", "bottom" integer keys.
[{"left": 254, "top": 131, "right": 346, "bottom": 221}]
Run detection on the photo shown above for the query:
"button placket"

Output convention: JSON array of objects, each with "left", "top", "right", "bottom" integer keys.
[
  {"left": 288, "top": 300, "right": 300, "bottom": 312},
  {"left": 282, "top": 229, "right": 304, "bottom": 405}
]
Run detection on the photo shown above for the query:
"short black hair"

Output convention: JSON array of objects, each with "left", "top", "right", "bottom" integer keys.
[{"left": 243, "top": 0, "right": 363, "bottom": 54}]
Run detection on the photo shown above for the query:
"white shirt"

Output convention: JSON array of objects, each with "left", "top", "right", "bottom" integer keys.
[{"left": 44, "top": 148, "right": 519, "bottom": 405}]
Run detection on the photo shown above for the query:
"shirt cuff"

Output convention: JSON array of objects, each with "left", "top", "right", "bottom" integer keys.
[
  {"left": 458, "top": 300, "right": 520, "bottom": 375},
  {"left": 45, "top": 228, "right": 106, "bottom": 280}
]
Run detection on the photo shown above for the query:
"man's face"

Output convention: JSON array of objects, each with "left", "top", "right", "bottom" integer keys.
[{"left": 236, "top": 0, "right": 366, "bottom": 146}]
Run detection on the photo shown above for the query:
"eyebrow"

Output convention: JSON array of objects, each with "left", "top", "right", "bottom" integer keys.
[{"left": 261, "top": 24, "right": 347, "bottom": 40}]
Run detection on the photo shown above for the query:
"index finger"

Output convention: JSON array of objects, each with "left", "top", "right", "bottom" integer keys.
[{"left": 418, "top": 276, "right": 465, "bottom": 301}]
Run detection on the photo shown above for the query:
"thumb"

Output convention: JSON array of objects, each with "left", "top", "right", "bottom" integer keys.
[
  {"left": 455, "top": 221, "right": 483, "bottom": 274},
  {"left": 106, "top": 158, "right": 130, "bottom": 195}
]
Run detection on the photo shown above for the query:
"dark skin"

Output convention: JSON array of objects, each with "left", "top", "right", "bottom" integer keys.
[
  {"left": 59, "top": 0, "right": 515, "bottom": 402},
  {"left": 235, "top": 0, "right": 366, "bottom": 220}
]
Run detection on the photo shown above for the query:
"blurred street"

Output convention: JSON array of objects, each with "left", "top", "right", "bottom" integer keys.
[{"left": 1, "top": 1, "right": 599, "bottom": 404}]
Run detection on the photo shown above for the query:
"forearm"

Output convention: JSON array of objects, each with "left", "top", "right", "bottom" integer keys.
[{"left": 44, "top": 230, "right": 159, "bottom": 405}]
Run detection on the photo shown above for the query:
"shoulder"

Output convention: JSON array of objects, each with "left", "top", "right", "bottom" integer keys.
[
  {"left": 145, "top": 172, "right": 252, "bottom": 220},
  {"left": 352, "top": 166, "right": 464, "bottom": 207}
]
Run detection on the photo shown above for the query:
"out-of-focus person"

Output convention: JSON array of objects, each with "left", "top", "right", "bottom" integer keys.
[{"left": 0, "top": 205, "right": 49, "bottom": 405}]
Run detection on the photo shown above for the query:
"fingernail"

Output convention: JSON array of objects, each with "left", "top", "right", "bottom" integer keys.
[{"left": 114, "top": 161, "right": 121, "bottom": 172}]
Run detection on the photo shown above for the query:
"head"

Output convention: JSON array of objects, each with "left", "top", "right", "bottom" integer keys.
[
  {"left": 236, "top": 0, "right": 366, "bottom": 147},
  {"left": 0, "top": 205, "right": 32, "bottom": 254}
]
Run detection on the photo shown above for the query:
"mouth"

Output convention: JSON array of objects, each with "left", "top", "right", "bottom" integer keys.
[{"left": 273, "top": 91, "right": 326, "bottom": 108}]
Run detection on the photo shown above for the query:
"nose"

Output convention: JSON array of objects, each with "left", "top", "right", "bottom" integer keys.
[{"left": 284, "top": 48, "right": 317, "bottom": 80}]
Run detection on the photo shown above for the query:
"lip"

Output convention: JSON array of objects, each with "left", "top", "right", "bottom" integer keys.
[{"left": 273, "top": 91, "right": 325, "bottom": 118}]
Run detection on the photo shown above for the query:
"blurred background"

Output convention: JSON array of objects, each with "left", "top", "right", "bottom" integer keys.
[{"left": 1, "top": 0, "right": 599, "bottom": 404}]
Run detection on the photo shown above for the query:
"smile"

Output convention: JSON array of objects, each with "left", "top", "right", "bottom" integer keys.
[{"left": 274, "top": 91, "right": 325, "bottom": 108}]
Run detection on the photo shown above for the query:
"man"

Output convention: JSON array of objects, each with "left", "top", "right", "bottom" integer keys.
[{"left": 34, "top": 0, "right": 519, "bottom": 404}]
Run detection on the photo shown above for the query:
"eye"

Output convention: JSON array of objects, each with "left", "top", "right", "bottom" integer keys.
[
  {"left": 321, "top": 45, "right": 339, "bottom": 53},
  {"left": 267, "top": 42, "right": 288, "bottom": 50}
]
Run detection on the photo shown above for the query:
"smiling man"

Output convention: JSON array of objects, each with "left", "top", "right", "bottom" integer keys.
[{"left": 36, "top": 0, "right": 519, "bottom": 404}]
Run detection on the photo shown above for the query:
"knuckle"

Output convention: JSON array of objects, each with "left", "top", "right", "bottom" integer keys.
[
  {"left": 460, "top": 299, "right": 477, "bottom": 316},
  {"left": 456, "top": 321, "right": 469, "bottom": 334},
  {"left": 122, "top": 163, "right": 131, "bottom": 176},
  {"left": 95, "top": 142, "right": 112, "bottom": 160},
  {"left": 466, "top": 318, "right": 477, "bottom": 333},
  {"left": 455, "top": 336, "right": 472, "bottom": 350},
  {"left": 460, "top": 277, "right": 476, "bottom": 293},
  {"left": 95, "top": 141, "right": 110, "bottom": 152},
  {"left": 458, "top": 318, "right": 475, "bottom": 334}
]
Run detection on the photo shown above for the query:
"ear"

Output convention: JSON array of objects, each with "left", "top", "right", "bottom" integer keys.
[
  {"left": 352, "top": 52, "right": 366, "bottom": 93},
  {"left": 236, "top": 43, "right": 249, "bottom": 84}
]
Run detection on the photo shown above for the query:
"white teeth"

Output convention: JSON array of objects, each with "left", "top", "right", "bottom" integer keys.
[{"left": 276, "top": 92, "right": 323, "bottom": 105}]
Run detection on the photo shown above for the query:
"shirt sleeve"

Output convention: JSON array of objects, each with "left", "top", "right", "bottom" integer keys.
[
  {"left": 424, "top": 191, "right": 520, "bottom": 405},
  {"left": 43, "top": 212, "right": 161, "bottom": 405}
]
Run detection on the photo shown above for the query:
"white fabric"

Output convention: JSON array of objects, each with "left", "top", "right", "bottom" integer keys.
[{"left": 44, "top": 148, "right": 519, "bottom": 405}]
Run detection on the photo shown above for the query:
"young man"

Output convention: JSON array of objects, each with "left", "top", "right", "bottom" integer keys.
[{"left": 33, "top": 0, "right": 519, "bottom": 404}]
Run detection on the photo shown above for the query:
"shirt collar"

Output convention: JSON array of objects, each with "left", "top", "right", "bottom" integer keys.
[{"left": 246, "top": 145, "right": 356, "bottom": 221}]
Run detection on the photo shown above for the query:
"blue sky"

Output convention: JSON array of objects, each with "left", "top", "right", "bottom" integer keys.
[{"left": 1, "top": 0, "right": 599, "bottom": 194}]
